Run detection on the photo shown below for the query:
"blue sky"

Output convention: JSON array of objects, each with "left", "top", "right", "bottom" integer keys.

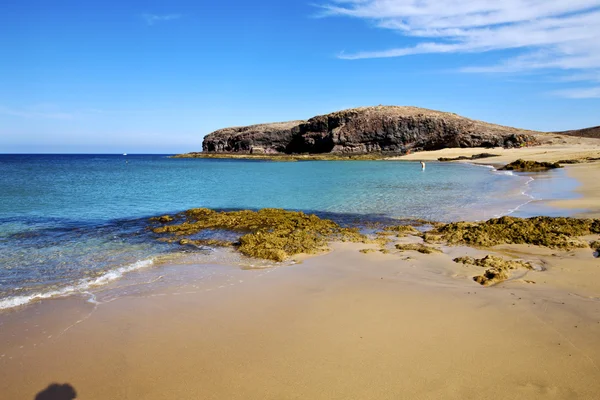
[{"left": 1, "top": 0, "right": 599, "bottom": 153}]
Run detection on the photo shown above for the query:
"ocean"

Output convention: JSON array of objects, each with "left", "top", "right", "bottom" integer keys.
[{"left": 0, "top": 154, "right": 574, "bottom": 310}]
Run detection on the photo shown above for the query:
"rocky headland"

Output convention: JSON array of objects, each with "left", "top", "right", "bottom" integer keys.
[{"left": 180, "top": 106, "right": 542, "bottom": 158}]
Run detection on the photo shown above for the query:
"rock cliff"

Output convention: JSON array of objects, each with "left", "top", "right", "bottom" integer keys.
[
  {"left": 202, "top": 121, "right": 304, "bottom": 154},
  {"left": 201, "top": 106, "right": 540, "bottom": 155}
]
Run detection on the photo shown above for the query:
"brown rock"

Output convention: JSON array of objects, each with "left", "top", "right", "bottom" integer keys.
[{"left": 199, "top": 106, "right": 540, "bottom": 156}]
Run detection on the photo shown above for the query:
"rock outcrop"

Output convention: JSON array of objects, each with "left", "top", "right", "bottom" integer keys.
[
  {"left": 200, "top": 106, "right": 540, "bottom": 155},
  {"left": 202, "top": 121, "right": 304, "bottom": 154},
  {"left": 500, "top": 159, "right": 562, "bottom": 171}
]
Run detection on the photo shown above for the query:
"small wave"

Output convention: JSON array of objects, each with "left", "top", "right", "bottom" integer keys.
[
  {"left": 497, "top": 198, "right": 536, "bottom": 218},
  {"left": 467, "top": 162, "right": 515, "bottom": 177},
  {"left": 0, "top": 258, "right": 155, "bottom": 310},
  {"left": 521, "top": 177, "right": 536, "bottom": 200},
  {"left": 469, "top": 163, "right": 496, "bottom": 170}
]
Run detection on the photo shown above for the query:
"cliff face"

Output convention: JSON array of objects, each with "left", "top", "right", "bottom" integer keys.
[
  {"left": 202, "top": 121, "right": 304, "bottom": 154},
  {"left": 201, "top": 106, "right": 540, "bottom": 155}
]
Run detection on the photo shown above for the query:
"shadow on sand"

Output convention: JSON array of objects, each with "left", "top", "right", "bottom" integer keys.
[{"left": 34, "top": 383, "right": 77, "bottom": 400}]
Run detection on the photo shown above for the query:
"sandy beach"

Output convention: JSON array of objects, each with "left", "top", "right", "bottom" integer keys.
[
  {"left": 2, "top": 145, "right": 600, "bottom": 400},
  {"left": 6, "top": 0, "right": 600, "bottom": 398}
]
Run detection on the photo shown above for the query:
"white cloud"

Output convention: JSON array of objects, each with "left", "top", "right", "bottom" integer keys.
[
  {"left": 0, "top": 105, "right": 75, "bottom": 120},
  {"left": 320, "top": 0, "right": 600, "bottom": 96},
  {"left": 552, "top": 87, "right": 600, "bottom": 99},
  {"left": 142, "top": 13, "right": 182, "bottom": 25}
]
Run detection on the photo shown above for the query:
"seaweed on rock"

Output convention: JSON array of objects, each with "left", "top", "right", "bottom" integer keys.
[
  {"left": 152, "top": 208, "right": 366, "bottom": 262},
  {"left": 383, "top": 225, "right": 420, "bottom": 237},
  {"left": 454, "top": 255, "right": 533, "bottom": 286},
  {"left": 395, "top": 243, "right": 441, "bottom": 254},
  {"left": 500, "top": 159, "right": 562, "bottom": 171},
  {"left": 424, "top": 216, "right": 600, "bottom": 249}
]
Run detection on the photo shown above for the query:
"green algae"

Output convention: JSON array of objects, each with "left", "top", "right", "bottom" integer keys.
[
  {"left": 179, "top": 238, "right": 234, "bottom": 247},
  {"left": 454, "top": 255, "right": 533, "bottom": 286},
  {"left": 383, "top": 225, "right": 420, "bottom": 237},
  {"left": 424, "top": 216, "right": 600, "bottom": 249},
  {"left": 152, "top": 208, "right": 367, "bottom": 262},
  {"left": 500, "top": 159, "right": 562, "bottom": 171},
  {"left": 359, "top": 248, "right": 378, "bottom": 254},
  {"left": 395, "top": 243, "right": 441, "bottom": 254},
  {"left": 150, "top": 215, "right": 174, "bottom": 223}
]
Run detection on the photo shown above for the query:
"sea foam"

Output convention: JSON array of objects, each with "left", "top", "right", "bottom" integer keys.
[{"left": 0, "top": 258, "right": 155, "bottom": 310}]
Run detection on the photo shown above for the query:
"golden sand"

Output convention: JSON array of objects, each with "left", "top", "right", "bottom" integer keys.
[{"left": 2, "top": 239, "right": 600, "bottom": 400}]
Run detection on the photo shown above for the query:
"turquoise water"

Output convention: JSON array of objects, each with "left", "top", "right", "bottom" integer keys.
[{"left": 0, "top": 154, "right": 552, "bottom": 309}]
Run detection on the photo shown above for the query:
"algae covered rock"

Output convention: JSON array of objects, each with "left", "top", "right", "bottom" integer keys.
[
  {"left": 151, "top": 208, "right": 366, "bottom": 262},
  {"left": 383, "top": 225, "right": 420, "bottom": 237},
  {"left": 473, "top": 268, "right": 510, "bottom": 286},
  {"left": 395, "top": 243, "right": 441, "bottom": 254},
  {"left": 454, "top": 255, "right": 533, "bottom": 270},
  {"left": 359, "top": 248, "right": 378, "bottom": 254},
  {"left": 425, "top": 216, "right": 600, "bottom": 249},
  {"left": 500, "top": 159, "right": 562, "bottom": 171},
  {"left": 150, "top": 215, "right": 174, "bottom": 223},
  {"left": 454, "top": 255, "right": 533, "bottom": 286},
  {"left": 179, "top": 238, "right": 233, "bottom": 248}
]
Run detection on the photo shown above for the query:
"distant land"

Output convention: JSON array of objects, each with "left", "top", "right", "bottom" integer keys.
[
  {"left": 176, "top": 106, "right": 598, "bottom": 158},
  {"left": 555, "top": 126, "right": 600, "bottom": 139}
]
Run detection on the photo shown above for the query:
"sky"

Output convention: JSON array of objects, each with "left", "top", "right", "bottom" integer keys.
[{"left": 1, "top": 0, "right": 599, "bottom": 153}]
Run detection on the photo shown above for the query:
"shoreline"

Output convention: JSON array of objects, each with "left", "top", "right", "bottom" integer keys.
[
  {"left": 0, "top": 162, "right": 568, "bottom": 313},
  {"left": 2, "top": 145, "right": 600, "bottom": 399},
  {"left": 2, "top": 236, "right": 600, "bottom": 399}
]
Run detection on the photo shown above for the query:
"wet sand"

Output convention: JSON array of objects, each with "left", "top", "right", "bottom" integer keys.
[
  {"left": 548, "top": 162, "right": 600, "bottom": 218},
  {"left": 2, "top": 143, "right": 600, "bottom": 400},
  {"left": 2, "top": 238, "right": 600, "bottom": 399}
]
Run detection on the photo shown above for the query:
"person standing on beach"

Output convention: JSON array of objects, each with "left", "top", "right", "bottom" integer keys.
[{"left": 420, "top": 161, "right": 426, "bottom": 170}]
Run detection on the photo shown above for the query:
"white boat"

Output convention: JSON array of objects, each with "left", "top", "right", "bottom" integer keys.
[{"left": 123, "top": 153, "right": 127, "bottom": 156}]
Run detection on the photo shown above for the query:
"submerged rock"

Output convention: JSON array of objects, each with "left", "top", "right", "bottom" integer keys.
[
  {"left": 179, "top": 238, "right": 234, "bottom": 247},
  {"left": 150, "top": 215, "right": 174, "bottom": 223},
  {"left": 500, "top": 159, "right": 562, "bottom": 171}
]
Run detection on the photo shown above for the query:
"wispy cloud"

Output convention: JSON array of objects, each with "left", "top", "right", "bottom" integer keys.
[
  {"left": 141, "top": 13, "right": 182, "bottom": 25},
  {"left": 0, "top": 105, "right": 75, "bottom": 120},
  {"left": 552, "top": 87, "right": 600, "bottom": 99},
  {"left": 319, "top": 0, "right": 600, "bottom": 97}
]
